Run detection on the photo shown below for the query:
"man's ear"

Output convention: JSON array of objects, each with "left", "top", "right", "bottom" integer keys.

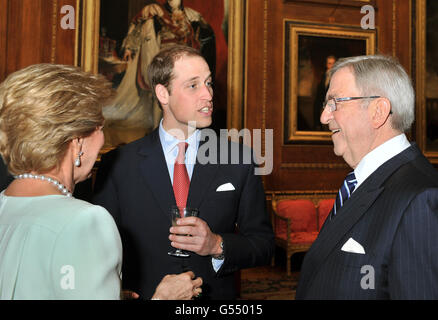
[
  {"left": 155, "top": 84, "right": 169, "bottom": 107},
  {"left": 370, "top": 97, "right": 392, "bottom": 129}
]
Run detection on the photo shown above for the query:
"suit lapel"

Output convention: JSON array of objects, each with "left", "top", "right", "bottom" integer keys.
[
  {"left": 137, "top": 128, "right": 221, "bottom": 216},
  {"left": 186, "top": 130, "right": 220, "bottom": 212},
  {"left": 138, "top": 129, "right": 176, "bottom": 217},
  {"left": 301, "top": 185, "right": 384, "bottom": 287},
  {"left": 300, "top": 144, "right": 422, "bottom": 289}
]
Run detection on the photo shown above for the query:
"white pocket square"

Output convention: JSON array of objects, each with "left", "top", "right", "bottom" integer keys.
[
  {"left": 216, "top": 183, "right": 235, "bottom": 192},
  {"left": 341, "top": 237, "right": 365, "bottom": 254}
]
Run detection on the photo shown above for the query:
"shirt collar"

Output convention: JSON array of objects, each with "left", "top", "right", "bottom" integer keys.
[
  {"left": 354, "top": 133, "right": 411, "bottom": 189},
  {"left": 158, "top": 119, "right": 201, "bottom": 155}
]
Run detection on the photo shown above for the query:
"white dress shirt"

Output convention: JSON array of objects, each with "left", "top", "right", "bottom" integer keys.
[
  {"left": 159, "top": 120, "right": 200, "bottom": 183},
  {"left": 354, "top": 134, "right": 411, "bottom": 191}
]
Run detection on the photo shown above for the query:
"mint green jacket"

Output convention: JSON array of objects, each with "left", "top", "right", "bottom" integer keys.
[{"left": 0, "top": 192, "right": 122, "bottom": 299}]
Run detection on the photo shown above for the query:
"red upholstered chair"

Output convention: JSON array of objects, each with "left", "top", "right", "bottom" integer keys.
[
  {"left": 271, "top": 196, "right": 318, "bottom": 276},
  {"left": 317, "top": 198, "right": 335, "bottom": 231}
]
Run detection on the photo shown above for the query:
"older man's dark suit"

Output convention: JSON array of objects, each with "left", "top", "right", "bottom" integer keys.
[
  {"left": 296, "top": 144, "right": 438, "bottom": 299},
  {"left": 93, "top": 129, "right": 274, "bottom": 299}
]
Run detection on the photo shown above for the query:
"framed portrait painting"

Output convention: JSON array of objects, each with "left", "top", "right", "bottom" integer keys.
[
  {"left": 283, "top": 0, "right": 376, "bottom": 6},
  {"left": 284, "top": 21, "right": 376, "bottom": 143},
  {"left": 77, "top": 0, "right": 245, "bottom": 152},
  {"left": 416, "top": 0, "right": 438, "bottom": 162}
]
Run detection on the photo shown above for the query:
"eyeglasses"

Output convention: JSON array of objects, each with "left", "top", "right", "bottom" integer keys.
[{"left": 323, "top": 96, "right": 381, "bottom": 112}]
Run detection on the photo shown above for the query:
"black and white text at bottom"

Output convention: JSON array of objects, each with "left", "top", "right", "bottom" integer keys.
[{"left": 174, "top": 304, "right": 263, "bottom": 317}]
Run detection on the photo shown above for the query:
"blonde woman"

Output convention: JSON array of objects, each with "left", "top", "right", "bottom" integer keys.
[{"left": 0, "top": 64, "right": 202, "bottom": 300}]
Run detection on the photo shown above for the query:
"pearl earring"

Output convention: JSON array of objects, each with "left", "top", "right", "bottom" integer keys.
[{"left": 75, "top": 151, "right": 84, "bottom": 167}]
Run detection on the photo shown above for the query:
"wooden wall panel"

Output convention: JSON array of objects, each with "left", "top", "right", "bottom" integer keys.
[
  {"left": 0, "top": 0, "right": 77, "bottom": 82},
  {"left": 0, "top": 0, "right": 415, "bottom": 197},
  {"left": 54, "top": 0, "right": 77, "bottom": 66},
  {"left": 245, "top": 0, "right": 413, "bottom": 195},
  {"left": 0, "top": 0, "right": 8, "bottom": 82},
  {"left": 5, "top": 0, "right": 52, "bottom": 75}
]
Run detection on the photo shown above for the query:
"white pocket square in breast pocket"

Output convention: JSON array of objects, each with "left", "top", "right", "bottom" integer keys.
[
  {"left": 341, "top": 237, "right": 365, "bottom": 254},
  {"left": 216, "top": 183, "right": 235, "bottom": 192}
]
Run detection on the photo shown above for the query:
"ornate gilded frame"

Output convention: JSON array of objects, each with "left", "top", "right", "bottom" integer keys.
[
  {"left": 76, "top": 0, "right": 100, "bottom": 73},
  {"left": 415, "top": 0, "right": 438, "bottom": 162},
  {"left": 227, "top": 0, "right": 246, "bottom": 131},
  {"left": 284, "top": 22, "right": 376, "bottom": 143},
  {"left": 285, "top": 0, "right": 375, "bottom": 6}
]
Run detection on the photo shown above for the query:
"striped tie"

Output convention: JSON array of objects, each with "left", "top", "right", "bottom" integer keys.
[{"left": 331, "top": 171, "right": 357, "bottom": 219}]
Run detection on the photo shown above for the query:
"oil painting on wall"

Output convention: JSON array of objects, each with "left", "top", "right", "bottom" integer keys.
[
  {"left": 97, "top": 0, "right": 230, "bottom": 150},
  {"left": 284, "top": 22, "right": 376, "bottom": 143}
]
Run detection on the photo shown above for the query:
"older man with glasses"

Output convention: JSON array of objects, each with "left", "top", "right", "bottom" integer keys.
[{"left": 296, "top": 54, "right": 438, "bottom": 300}]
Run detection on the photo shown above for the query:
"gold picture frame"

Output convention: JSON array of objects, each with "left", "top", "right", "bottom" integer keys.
[
  {"left": 284, "top": 21, "right": 376, "bottom": 143},
  {"left": 76, "top": 0, "right": 246, "bottom": 151},
  {"left": 284, "top": 0, "right": 375, "bottom": 6},
  {"left": 415, "top": 0, "right": 438, "bottom": 162}
]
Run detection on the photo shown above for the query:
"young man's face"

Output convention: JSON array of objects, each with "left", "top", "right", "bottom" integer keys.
[{"left": 161, "top": 55, "right": 213, "bottom": 138}]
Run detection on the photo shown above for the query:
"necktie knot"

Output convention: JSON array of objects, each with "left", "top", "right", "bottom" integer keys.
[
  {"left": 332, "top": 171, "right": 357, "bottom": 219},
  {"left": 345, "top": 172, "right": 357, "bottom": 191},
  {"left": 176, "top": 142, "right": 188, "bottom": 164}
]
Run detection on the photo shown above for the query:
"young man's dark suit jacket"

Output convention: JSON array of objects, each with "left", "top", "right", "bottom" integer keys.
[
  {"left": 0, "top": 159, "right": 12, "bottom": 191},
  {"left": 93, "top": 128, "right": 274, "bottom": 299},
  {"left": 296, "top": 143, "right": 438, "bottom": 299}
]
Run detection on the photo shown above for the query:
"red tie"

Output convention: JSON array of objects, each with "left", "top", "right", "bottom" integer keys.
[{"left": 173, "top": 142, "right": 190, "bottom": 211}]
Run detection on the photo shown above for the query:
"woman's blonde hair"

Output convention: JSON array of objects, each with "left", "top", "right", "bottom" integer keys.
[{"left": 0, "top": 63, "right": 114, "bottom": 175}]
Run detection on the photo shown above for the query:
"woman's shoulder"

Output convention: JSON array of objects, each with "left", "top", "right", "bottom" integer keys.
[
  {"left": 50, "top": 197, "right": 113, "bottom": 228},
  {"left": 13, "top": 196, "right": 114, "bottom": 235}
]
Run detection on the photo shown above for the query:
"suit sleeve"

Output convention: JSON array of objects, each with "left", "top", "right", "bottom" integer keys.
[
  {"left": 217, "top": 160, "right": 275, "bottom": 276},
  {"left": 51, "top": 206, "right": 122, "bottom": 299},
  {"left": 92, "top": 151, "right": 121, "bottom": 224},
  {"left": 389, "top": 188, "right": 438, "bottom": 299}
]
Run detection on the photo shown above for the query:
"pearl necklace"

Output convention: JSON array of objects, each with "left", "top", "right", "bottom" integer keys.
[{"left": 14, "top": 173, "right": 72, "bottom": 197}]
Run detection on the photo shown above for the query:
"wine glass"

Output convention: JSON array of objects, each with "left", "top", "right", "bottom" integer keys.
[{"left": 168, "top": 205, "right": 199, "bottom": 257}]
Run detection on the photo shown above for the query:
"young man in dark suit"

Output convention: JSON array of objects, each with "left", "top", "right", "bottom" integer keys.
[
  {"left": 296, "top": 55, "right": 438, "bottom": 299},
  {"left": 93, "top": 45, "right": 274, "bottom": 300}
]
